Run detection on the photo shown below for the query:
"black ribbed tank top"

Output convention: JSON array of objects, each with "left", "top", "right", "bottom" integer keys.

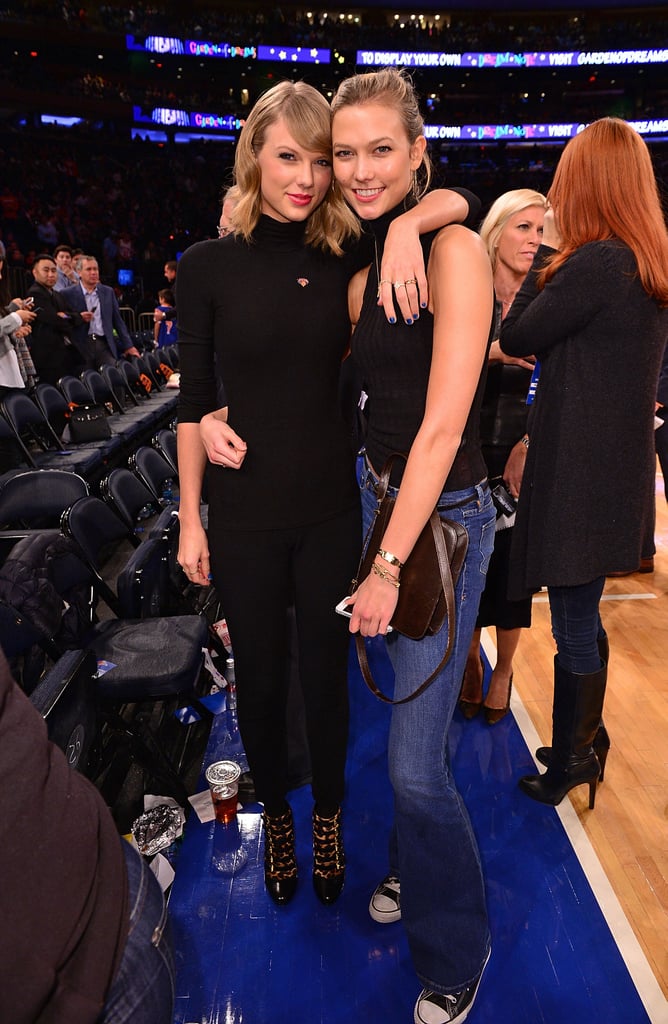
[{"left": 351, "top": 197, "right": 492, "bottom": 489}]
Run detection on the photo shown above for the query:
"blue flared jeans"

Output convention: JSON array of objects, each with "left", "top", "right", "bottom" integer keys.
[{"left": 360, "top": 463, "right": 495, "bottom": 995}]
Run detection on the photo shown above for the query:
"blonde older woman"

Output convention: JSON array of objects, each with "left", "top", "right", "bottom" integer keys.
[{"left": 458, "top": 189, "right": 547, "bottom": 724}]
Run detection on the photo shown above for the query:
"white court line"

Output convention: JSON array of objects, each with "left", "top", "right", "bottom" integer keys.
[
  {"left": 480, "top": 629, "right": 668, "bottom": 1023},
  {"left": 533, "top": 593, "right": 657, "bottom": 602}
]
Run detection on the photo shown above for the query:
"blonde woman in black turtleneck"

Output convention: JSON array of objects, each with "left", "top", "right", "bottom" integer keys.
[{"left": 176, "top": 79, "right": 476, "bottom": 910}]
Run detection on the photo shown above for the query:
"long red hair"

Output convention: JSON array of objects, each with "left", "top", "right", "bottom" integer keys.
[{"left": 538, "top": 118, "right": 668, "bottom": 305}]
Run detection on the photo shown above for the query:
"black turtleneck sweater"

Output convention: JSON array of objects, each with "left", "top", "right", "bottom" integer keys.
[
  {"left": 176, "top": 216, "right": 361, "bottom": 530},
  {"left": 351, "top": 198, "right": 492, "bottom": 490}
]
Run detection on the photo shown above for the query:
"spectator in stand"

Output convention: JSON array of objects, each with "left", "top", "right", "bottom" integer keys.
[
  {"left": 0, "top": 240, "right": 36, "bottom": 360},
  {"left": 117, "top": 229, "right": 135, "bottom": 270},
  {"left": 156, "top": 192, "right": 238, "bottom": 337},
  {"left": 27, "top": 253, "right": 88, "bottom": 383},
  {"left": 53, "top": 244, "right": 80, "bottom": 292},
  {"left": 0, "top": 239, "right": 37, "bottom": 469},
  {"left": 4, "top": 236, "right": 26, "bottom": 270},
  {"left": 154, "top": 288, "right": 177, "bottom": 348},
  {"left": 62, "top": 255, "right": 140, "bottom": 368},
  {"left": 0, "top": 185, "right": 20, "bottom": 233},
  {"left": 164, "top": 261, "right": 177, "bottom": 287},
  {"left": 36, "top": 213, "right": 59, "bottom": 251},
  {"left": 102, "top": 231, "right": 119, "bottom": 281},
  {"left": 157, "top": 194, "right": 238, "bottom": 336}
]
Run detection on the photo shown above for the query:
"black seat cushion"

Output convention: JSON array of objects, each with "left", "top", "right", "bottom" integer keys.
[{"left": 91, "top": 615, "right": 208, "bottom": 703}]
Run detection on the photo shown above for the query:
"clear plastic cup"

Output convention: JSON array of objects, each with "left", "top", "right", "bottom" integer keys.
[{"left": 205, "top": 760, "right": 241, "bottom": 825}]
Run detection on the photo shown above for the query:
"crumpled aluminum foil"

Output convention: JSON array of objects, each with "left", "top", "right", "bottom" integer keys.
[{"left": 131, "top": 803, "right": 183, "bottom": 856}]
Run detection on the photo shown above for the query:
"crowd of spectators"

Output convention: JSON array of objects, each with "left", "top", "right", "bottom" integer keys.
[
  {"left": 1, "top": 1, "right": 666, "bottom": 131},
  {"left": 3, "top": 0, "right": 666, "bottom": 51},
  {"left": 2, "top": 120, "right": 666, "bottom": 315},
  {"left": 1, "top": 2, "right": 666, "bottom": 313},
  {"left": 2, "top": 0, "right": 667, "bottom": 51},
  {"left": 4, "top": 57, "right": 655, "bottom": 129},
  {"left": 2, "top": 2, "right": 666, "bottom": 122},
  {"left": 0, "top": 131, "right": 233, "bottom": 303}
]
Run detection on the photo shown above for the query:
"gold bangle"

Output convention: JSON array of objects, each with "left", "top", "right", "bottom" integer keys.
[
  {"left": 377, "top": 548, "right": 404, "bottom": 569},
  {"left": 371, "top": 561, "right": 401, "bottom": 588}
]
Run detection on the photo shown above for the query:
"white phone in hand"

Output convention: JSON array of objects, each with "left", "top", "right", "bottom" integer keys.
[
  {"left": 335, "top": 597, "right": 353, "bottom": 619},
  {"left": 335, "top": 597, "right": 393, "bottom": 632}
]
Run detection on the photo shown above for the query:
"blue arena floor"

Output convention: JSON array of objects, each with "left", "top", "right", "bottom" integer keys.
[{"left": 169, "top": 642, "right": 660, "bottom": 1024}]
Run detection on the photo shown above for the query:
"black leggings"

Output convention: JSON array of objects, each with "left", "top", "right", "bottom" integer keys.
[{"left": 209, "top": 504, "right": 361, "bottom": 816}]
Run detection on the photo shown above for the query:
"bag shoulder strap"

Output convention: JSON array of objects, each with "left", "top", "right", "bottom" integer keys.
[{"left": 355, "top": 508, "right": 457, "bottom": 705}]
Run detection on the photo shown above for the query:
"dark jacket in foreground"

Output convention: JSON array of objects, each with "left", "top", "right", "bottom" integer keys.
[{"left": 0, "top": 649, "right": 128, "bottom": 1023}]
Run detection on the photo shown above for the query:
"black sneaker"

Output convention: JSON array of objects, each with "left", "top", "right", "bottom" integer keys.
[
  {"left": 413, "top": 949, "right": 490, "bottom": 1024},
  {"left": 368, "top": 874, "right": 401, "bottom": 923}
]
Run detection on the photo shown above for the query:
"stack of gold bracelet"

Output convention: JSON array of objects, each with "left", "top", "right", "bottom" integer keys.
[
  {"left": 371, "top": 548, "right": 403, "bottom": 589},
  {"left": 371, "top": 561, "right": 400, "bottom": 588}
]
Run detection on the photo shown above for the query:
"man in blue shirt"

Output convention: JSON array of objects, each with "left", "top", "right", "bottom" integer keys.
[{"left": 62, "top": 255, "right": 139, "bottom": 369}]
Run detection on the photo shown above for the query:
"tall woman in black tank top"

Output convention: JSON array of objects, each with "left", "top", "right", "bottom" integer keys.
[
  {"left": 176, "top": 80, "right": 477, "bottom": 911},
  {"left": 331, "top": 69, "right": 496, "bottom": 1023}
]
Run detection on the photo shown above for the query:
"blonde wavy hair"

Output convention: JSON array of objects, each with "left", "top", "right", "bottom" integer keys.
[
  {"left": 479, "top": 189, "right": 548, "bottom": 272},
  {"left": 229, "top": 80, "right": 359, "bottom": 256}
]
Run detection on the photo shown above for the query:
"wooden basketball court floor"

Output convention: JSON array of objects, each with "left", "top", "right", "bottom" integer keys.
[{"left": 169, "top": 475, "right": 668, "bottom": 1024}]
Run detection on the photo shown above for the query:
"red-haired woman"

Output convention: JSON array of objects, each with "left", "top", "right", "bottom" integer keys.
[{"left": 501, "top": 117, "right": 668, "bottom": 807}]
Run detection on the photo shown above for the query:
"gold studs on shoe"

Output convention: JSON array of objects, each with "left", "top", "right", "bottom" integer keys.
[
  {"left": 312, "top": 807, "right": 345, "bottom": 905},
  {"left": 263, "top": 807, "right": 298, "bottom": 905}
]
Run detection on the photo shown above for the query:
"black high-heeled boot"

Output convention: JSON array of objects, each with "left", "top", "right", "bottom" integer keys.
[
  {"left": 537, "top": 723, "right": 610, "bottom": 781},
  {"left": 312, "top": 806, "right": 345, "bottom": 905},
  {"left": 535, "top": 636, "right": 611, "bottom": 781},
  {"left": 519, "top": 657, "right": 607, "bottom": 809},
  {"left": 263, "top": 806, "right": 298, "bottom": 905}
]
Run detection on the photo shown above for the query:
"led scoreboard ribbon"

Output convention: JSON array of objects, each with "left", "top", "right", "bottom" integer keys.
[
  {"left": 355, "top": 48, "right": 668, "bottom": 68},
  {"left": 125, "top": 36, "right": 667, "bottom": 141}
]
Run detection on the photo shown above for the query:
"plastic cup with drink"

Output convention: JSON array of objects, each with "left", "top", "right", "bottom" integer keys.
[{"left": 205, "top": 759, "right": 241, "bottom": 825}]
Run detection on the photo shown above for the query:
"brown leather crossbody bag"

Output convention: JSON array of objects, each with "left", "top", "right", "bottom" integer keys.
[{"left": 351, "top": 453, "right": 469, "bottom": 705}]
